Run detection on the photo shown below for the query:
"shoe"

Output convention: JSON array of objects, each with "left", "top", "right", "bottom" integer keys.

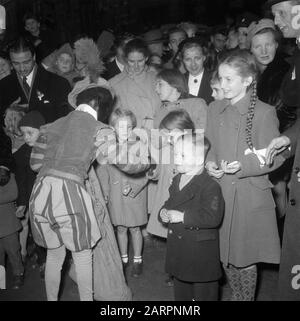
[
  {"left": 122, "top": 261, "right": 129, "bottom": 270},
  {"left": 12, "top": 274, "right": 24, "bottom": 289},
  {"left": 131, "top": 262, "right": 143, "bottom": 277}
]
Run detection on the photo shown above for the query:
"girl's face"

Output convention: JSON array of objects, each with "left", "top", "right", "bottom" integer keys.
[
  {"left": 182, "top": 46, "right": 205, "bottom": 76},
  {"left": 218, "top": 63, "right": 252, "bottom": 103},
  {"left": 155, "top": 78, "right": 177, "bottom": 101},
  {"left": 251, "top": 32, "right": 278, "bottom": 67},
  {"left": 57, "top": 53, "right": 73, "bottom": 74},
  {"left": 126, "top": 51, "right": 147, "bottom": 75},
  {"left": 211, "top": 82, "right": 225, "bottom": 101},
  {"left": 20, "top": 126, "right": 40, "bottom": 146},
  {"left": 114, "top": 117, "right": 133, "bottom": 143},
  {"left": 0, "top": 57, "right": 11, "bottom": 80},
  {"left": 238, "top": 27, "right": 248, "bottom": 49}
]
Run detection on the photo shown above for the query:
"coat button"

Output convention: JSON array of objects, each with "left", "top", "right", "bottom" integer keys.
[
  {"left": 189, "top": 227, "right": 194, "bottom": 230},
  {"left": 178, "top": 235, "right": 182, "bottom": 239},
  {"left": 294, "top": 167, "right": 300, "bottom": 174},
  {"left": 290, "top": 199, "right": 296, "bottom": 206}
]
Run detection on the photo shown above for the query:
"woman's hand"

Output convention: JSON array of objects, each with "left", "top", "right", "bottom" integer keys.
[
  {"left": 160, "top": 208, "right": 170, "bottom": 223},
  {"left": 221, "top": 160, "right": 241, "bottom": 174},
  {"left": 205, "top": 161, "right": 224, "bottom": 179}
]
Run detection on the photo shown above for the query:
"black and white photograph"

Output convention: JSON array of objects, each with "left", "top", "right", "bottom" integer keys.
[{"left": 0, "top": 0, "right": 300, "bottom": 308}]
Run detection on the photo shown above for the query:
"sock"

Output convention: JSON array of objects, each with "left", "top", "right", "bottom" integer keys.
[
  {"left": 121, "top": 254, "right": 128, "bottom": 264},
  {"left": 133, "top": 256, "right": 142, "bottom": 264}
]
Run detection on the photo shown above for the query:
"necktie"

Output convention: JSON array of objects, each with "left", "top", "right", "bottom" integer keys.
[{"left": 22, "top": 76, "right": 30, "bottom": 97}]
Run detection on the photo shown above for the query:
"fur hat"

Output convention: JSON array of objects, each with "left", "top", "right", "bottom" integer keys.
[
  {"left": 18, "top": 111, "right": 45, "bottom": 129},
  {"left": 74, "top": 38, "right": 105, "bottom": 77}
]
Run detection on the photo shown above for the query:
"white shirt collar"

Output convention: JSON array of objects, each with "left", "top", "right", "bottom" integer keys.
[
  {"left": 76, "top": 103, "right": 98, "bottom": 120},
  {"left": 188, "top": 70, "right": 204, "bottom": 96},
  {"left": 115, "top": 58, "right": 124, "bottom": 72},
  {"left": 25, "top": 65, "right": 36, "bottom": 87}
]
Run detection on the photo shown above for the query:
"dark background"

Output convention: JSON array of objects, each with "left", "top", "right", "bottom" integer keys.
[{"left": 1, "top": 0, "right": 269, "bottom": 42}]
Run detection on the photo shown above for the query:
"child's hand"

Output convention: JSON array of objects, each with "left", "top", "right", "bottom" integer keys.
[
  {"left": 205, "top": 161, "right": 224, "bottom": 179},
  {"left": 168, "top": 210, "right": 184, "bottom": 223},
  {"left": 16, "top": 206, "right": 26, "bottom": 219},
  {"left": 160, "top": 208, "right": 170, "bottom": 223},
  {"left": 221, "top": 160, "right": 241, "bottom": 174}
]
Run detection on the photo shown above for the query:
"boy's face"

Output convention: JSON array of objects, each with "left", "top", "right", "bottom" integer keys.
[
  {"left": 211, "top": 82, "right": 225, "bottom": 100},
  {"left": 0, "top": 168, "right": 10, "bottom": 186},
  {"left": 20, "top": 126, "right": 40, "bottom": 146},
  {"left": 57, "top": 53, "right": 73, "bottom": 74},
  {"left": 114, "top": 117, "right": 133, "bottom": 143},
  {"left": 174, "top": 138, "right": 204, "bottom": 174}
]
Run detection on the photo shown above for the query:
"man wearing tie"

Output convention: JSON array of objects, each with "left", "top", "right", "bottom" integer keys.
[{"left": 0, "top": 37, "right": 71, "bottom": 125}]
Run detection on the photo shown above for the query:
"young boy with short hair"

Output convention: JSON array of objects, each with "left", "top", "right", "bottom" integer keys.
[{"left": 160, "top": 132, "right": 224, "bottom": 301}]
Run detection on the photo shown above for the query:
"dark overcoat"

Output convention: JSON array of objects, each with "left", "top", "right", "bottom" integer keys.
[{"left": 162, "top": 170, "right": 224, "bottom": 283}]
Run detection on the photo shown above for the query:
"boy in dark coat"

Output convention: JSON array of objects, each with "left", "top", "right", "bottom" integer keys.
[{"left": 160, "top": 133, "right": 224, "bottom": 301}]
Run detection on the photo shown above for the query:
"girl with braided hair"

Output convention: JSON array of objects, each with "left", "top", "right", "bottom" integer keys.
[{"left": 205, "top": 49, "right": 285, "bottom": 300}]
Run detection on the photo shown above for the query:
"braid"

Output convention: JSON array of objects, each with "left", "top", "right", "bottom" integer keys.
[{"left": 245, "top": 80, "right": 257, "bottom": 151}]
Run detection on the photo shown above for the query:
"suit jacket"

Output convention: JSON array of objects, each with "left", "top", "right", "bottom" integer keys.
[
  {"left": 103, "top": 59, "right": 122, "bottom": 80},
  {"left": 0, "top": 65, "right": 72, "bottom": 124},
  {"left": 185, "top": 69, "right": 213, "bottom": 105},
  {"left": 162, "top": 170, "right": 224, "bottom": 282}
]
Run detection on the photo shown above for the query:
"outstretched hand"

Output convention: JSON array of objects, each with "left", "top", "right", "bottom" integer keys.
[{"left": 265, "top": 136, "right": 290, "bottom": 165}]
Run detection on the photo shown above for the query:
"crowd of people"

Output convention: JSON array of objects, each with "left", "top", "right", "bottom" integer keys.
[{"left": 1, "top": 0, "right": 300, "bottom": 301}]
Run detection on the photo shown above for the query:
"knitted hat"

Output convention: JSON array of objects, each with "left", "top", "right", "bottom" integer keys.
[
  {"left": 265, "top": 0, "right": 290, "bottom": 8},
  {"left": 18, "top": 111, "right": 45, "bottom": 129},
  {"left": 247, "top": 19, "right": 276, "bottom": 47}
]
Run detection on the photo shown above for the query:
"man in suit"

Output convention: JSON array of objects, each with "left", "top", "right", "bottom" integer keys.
[
  {"left": 103, "top": 34, "right": 134, "bottom": 80},
  {"left": 266, "top": 0, "right": 300, "bottom": 301},
  {"left": 0, "top": 37, "right": 71, "bottom": 125},
  {"left": 181, "top": 38, "right": 213, "bottom": 105}
]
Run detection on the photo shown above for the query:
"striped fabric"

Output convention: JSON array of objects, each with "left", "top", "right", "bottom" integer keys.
[
  {"left": 30, "top": 125, "right": 48, "bottom": 172},
  {"left": 29, "top": 176, "right": 101, "bottom": 252}
]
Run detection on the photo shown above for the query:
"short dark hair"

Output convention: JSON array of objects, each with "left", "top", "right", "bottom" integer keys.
[
  {"left": 157, "top": 69, "right": 189, "bottom": 98},
  {"left": 9, "top": 37, "right": 35, "bottom": 56},
  {"left": 159, "top": 109, "right": 195, "bottom": 131},
  {"left": 124, "top": 38, "right": 150, "bottom": 59},
  {"left": 180, "top": 37, "right": 208, "bottom": 58},
  {"left": 177, "top": 132, "right": 211, "bottom": 159},
  {"left": 23, "top": 12, "right": 40, "bottom": 25},
  {"left": 211, "top": 25, "right": 228, "bottom": 37},
  {"left": 76, "top": 86, "right": 115, "bottom": 124}
]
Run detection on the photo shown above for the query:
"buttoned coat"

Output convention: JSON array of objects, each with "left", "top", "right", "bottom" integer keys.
[
  {"left": 162, "top": 171, "right": 224, "bottom": 283},
  {"left": 206, "top": 93, "right": 284, "bottom": 267},
  {"left": 109, "top": 69, "right": 161, "bottom": 129}
]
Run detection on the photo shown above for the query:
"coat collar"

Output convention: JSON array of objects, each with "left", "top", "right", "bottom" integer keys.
[
  {"left": 170, "top": 169, "right": 209, "bottom": 207},
  {"left": 219, "top": 90, "right": 252, "bottom": 115}
]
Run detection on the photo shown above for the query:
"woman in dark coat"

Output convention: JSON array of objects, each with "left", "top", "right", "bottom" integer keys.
[{"left": 248, "top": 19, "right": 291, "bottom": 221}]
